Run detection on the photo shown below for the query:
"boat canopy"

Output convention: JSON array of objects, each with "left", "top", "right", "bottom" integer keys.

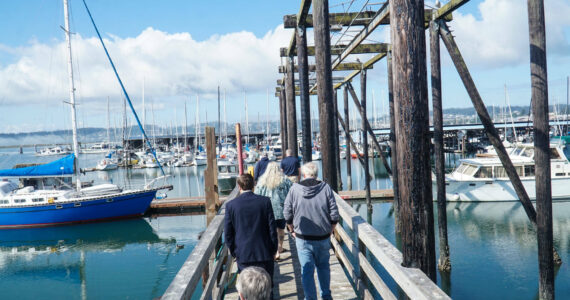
[{"left": 0, "top": 154, "right": 74, "bottom": 177}]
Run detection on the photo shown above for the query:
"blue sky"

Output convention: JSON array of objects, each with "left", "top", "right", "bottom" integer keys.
[{"left": 0, "top": 0, "right": 569, "bottom": 135}]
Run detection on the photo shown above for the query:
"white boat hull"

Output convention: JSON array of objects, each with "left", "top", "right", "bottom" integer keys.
[{"left": 436, "top": 176, "right": 570, "bottom": 202}]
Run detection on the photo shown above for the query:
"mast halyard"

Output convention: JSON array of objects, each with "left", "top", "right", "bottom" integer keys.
[{"left": 63, "top": 0, "right": 81, "bottom": 191}]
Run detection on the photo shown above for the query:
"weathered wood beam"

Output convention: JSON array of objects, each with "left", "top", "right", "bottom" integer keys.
[
  {"left": 314, "top": 0, "right": 337, "bottom": 191},
  {"left": 284, "top": 9, "right": 452, "bottom": 29},
  {"left": 432, "top": 0, "right": 469, "bottom": 20},
  {"left": 387, "top": 49, "right": 400, "bottom": 233},
  {"left": 286, "top": 57, "right": 298, "bottom": 157},
  {"left": 528, "top": 0, "right": 556, "bottom": 298},
  {"left": 346, "top": 83, "right": 392, "bottom": 177},
  {"left": 279, "top": 89, "right": 288, "bottom": 153},
  {"left": 279, "top": 62, "right": 374, "bottom": 73},
  {"left": 285, "top": 0, "right": 312, "bottom": 58},
  {"left": 281, "top": 43, "right": 389, "bottom": 57},
  {"left": 344, "top": 86, "right": 352, "bottom": 191},
  {"left": 430, "top": 19, "right": 450, "bottom": 272},
  {"left": 333, "top": 89, "right": 342, "bottom": 189},
  {"left": 284, "top": 11, "right": 377, "bottom": 28},
  {"left": 297, "top": 24, "right": 311, "bottom": 163},
  {"left": 333, "top": 53, "right": 387, "bottom": 90},
  {"left": 390, "top": 0, "right": 436, "bottom": 282},
  {"left": 336, "top": 110, "right": 367, "bottom": 169},
  {"left": 360, "top": 70, "right": 371, "bottom": 210}
]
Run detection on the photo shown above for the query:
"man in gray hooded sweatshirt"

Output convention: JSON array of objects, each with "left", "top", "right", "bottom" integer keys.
[{"left": 283, "top": 162, "right": 339, "bottom": 300}]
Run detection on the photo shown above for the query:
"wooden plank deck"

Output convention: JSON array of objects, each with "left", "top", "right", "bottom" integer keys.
[
  {"left": 224, "top": 234, "right": 357, "bottom": 300},
  {"left": 338, "top": 189, "right": 393, "bottom": 200}
]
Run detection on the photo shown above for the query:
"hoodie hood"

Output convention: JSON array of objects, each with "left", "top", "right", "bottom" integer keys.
[{"left": 295, "top": 179, "right": 326, "bottom": 198}]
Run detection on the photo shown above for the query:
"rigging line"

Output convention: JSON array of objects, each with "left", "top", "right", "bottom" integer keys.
[{"left": 81, "top": 0, "right": 165, "bottom": 176}]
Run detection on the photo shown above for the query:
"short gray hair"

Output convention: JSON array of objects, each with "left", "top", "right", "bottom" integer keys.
[
  {"left": 301, "top": 162, "right": 318, "bottom": 178},
  {"left": 285, "top": 149, "right": 293, "bottom": 156},
  {"left": 236, "top": 267, "right": 271, "bottom": 300}
]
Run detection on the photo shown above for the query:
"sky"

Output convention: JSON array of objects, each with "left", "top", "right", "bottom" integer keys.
[{"left": 0, "top": 0, "right": 569, "bottom": 134}]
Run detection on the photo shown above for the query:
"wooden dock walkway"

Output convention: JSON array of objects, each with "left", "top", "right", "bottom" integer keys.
[
  {"left": 224, "top": 234, "right": 357, "bottom": 300},
  {"left": 149, "top": 189, "right": 393, "bottom": 214}
]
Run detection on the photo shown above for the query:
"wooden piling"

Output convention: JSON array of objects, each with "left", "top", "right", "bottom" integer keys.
[
  {"left": 388, "top": 49, "right": 400, "bottom": 234},
  {"left": 333, "top": 89, "right": 343, "bottom": 189},
  {"left": 528, "top": 0, "right": 555, "bottom": 298},
  {"left": 390, "top": 0, "right": 436, "bottom": 281},
  {"left": 204, "top": 127, "right": 219, "bottom": 224},
  {"left": 286, "top": 57, "right": 298, "bottom": 157},
  {"left": 360, "top": 70, "right": 372, "bottom": 210},
  {"left": 344, "top": 86, "right": 352, "bottom": 190},
  {"left": 279, "top": 88, "right": 288, "bottom": 150},
  {"left": 346, "top": 83, "right": 392, "bottom": 176},
  {"left": 296, "top": 25, "right": 312, "bottom": 163},
  {"left": 313, "top": 0, "right": 338, "bottom": 191},
  {"left": 235, "top": 124, "right": 244, "bottom": 175},
  {"left": 430, "top": 20, "right": 450, "bottom": 272}
]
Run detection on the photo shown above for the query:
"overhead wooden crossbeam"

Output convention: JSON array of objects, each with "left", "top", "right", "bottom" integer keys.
[
  {"left": 284, "top": 11, "right": 377, "bottom": 28},
  {"left": 286, "top": 0, "right": 312, "bottom": 58},
  {"left": 333, "top": 53, "right": 387, "bottom": 89},
  {"left": 278, "top": 62, "right": 374, "bottom": 73},
  {"left": 308, "top": 1, "right": 466, "bottom": 93},
  {"left": 280, "top": 43, "right": 389, "bottom": 57},
  {"left": 433, "top": 0, "right": 470, "bottom": 20},
  {"left": 277, "top": 77, "right": 345, "bottom": 85}
]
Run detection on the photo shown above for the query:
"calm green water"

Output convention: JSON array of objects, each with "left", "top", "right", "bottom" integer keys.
[
  {"left": 0, "top": 215, "right": 205, "bottom": 299},
  {"left": 353, "top": 201, "right": 570, "bottom": 299}
]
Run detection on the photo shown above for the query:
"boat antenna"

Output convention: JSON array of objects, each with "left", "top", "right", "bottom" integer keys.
[
  {"left": 81, "top": 0, "right": 165, "bottom": 176},
  {"left": 63, "top": 0, "right": 81, "bottom": 191}
]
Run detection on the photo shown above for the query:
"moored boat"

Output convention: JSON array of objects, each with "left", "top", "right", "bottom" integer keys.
[
  {"left": 437, "top": 142, "right": 570, "bottom": 201},
  {"left": 218, "top": 160, "right": 238, "bottom": 194}
]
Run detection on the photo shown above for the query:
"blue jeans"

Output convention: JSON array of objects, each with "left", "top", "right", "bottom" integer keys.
[{"left": 295, "top": 237, "right": 332, "bottom": 300}]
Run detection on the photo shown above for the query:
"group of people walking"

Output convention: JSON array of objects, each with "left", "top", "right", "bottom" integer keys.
[{"left": 225, "top": 149, "right": 339, "bottom": 300}]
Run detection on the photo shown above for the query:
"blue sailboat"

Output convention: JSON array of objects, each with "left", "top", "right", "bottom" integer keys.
[{"left": 0, "top": 0, "right": 171, "bottom": 228}]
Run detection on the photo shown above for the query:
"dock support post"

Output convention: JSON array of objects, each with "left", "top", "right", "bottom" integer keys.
[
  {"left": 286, "top": 57, "right": 298, "bottom": 157},
  {"left": 204, "top": 127, "right": 219, "bottom": 224},
  {"left": 528, "top": 0, "right": 555, "bottom": 298},
  {"left": 438, "top": 21, "right": 561, "bottom": 266},
  {"left": 279, "top": 89, "right": 288, "bottom": 151},
  {"left": 360, "top": 70, "right": 372, "bottom": 210},
  {"left": 390, "top": 0, "right": 436, "bottom": 281},
  {"left": 388, "top": 49, "right": 400, "bottom": 233},
  {"left": 235, "top": 124, "right": 244, "bottom": 175},
  {"left": 344, "top": 86, "right": 352, "bottom": 190},
  {"left": 296, "top": 25, "right": 312, "bottom": 163},
  {"left": 430, "top": 19, "right": 451, "bottom": 272},
  {"left": 333, "top": 89, "right": 342, "bottom": 190},
  {"left": 346, "top": 83, "right": 393, "bottom": 176},
  {"left": 313, "top": 0, "right": 338, "bottom": 191}
]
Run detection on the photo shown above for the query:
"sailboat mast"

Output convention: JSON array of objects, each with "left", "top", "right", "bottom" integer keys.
[
  {"left": 184, "top": 101, "right": 188, "bottom": 151},
  {"left": 218, "top": 85, "right": 221, "bottom": 152},
  {"left": 244, "top": 90, "right": 249, "bottom": 145},
  {"left": 142, "top": 78, "right": 145, "bottom": 150},
  {"left": 106, "top": 96, "right": 110, "bottom": 143},
  {"left": 63, "top": 0, "right": 81, "bottom": 191},
  {"left": 224, "top": 89, "right": 227, "bottom": 143}
]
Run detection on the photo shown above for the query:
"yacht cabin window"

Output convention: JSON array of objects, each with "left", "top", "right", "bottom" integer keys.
[
  {"left": 524, "top": 165, "right": 535, "bottom": 177},
  {"left": 521, "top": 149, "right": 534, "bottom": 158},
  {"left": 474, "top": 167, "right": 492, "bottom": 178}
]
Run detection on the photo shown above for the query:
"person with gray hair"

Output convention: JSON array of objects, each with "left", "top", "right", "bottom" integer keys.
[
  {"left": 283, "top": 161, "right": 339, "bottom": 300},
  {"left": 280, "top": 149, "right": 300, "bottom": 183},
  {"left": 236, "top": 266, "right": 271, "bottom": 300}
]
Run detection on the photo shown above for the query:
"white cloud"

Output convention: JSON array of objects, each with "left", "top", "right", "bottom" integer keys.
[
  {"left": 448, "top": 0, "right": 570, "bottom": 68},
  {"left": 0, "top": 25, "right": 290, "bottom": 106}
]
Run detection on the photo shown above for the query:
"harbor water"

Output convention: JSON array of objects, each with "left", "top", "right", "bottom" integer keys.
[{"left": 0, "top": 148, "right": 569, "bottom": 298}]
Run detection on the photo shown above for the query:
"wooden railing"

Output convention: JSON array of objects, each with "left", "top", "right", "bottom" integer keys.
[
  {"left": 161, "top": 188, "right": 238, "bottom": 300},
  {"left": 332, "top": 194, "right": 450, "bottom": 300}
]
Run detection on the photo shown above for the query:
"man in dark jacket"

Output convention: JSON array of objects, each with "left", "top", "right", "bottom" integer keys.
[
  {"left": 225, "top": 173, "right": 278, "bottom": 280},
  {"left": 253, "top": 153, "right": 270, "bottom": 182},
  {"left": 284, "top": 162, "right": 339, "bottom": 300},
  {"left": 280, "top": 149, "right": 300, "bottom": 183}
]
